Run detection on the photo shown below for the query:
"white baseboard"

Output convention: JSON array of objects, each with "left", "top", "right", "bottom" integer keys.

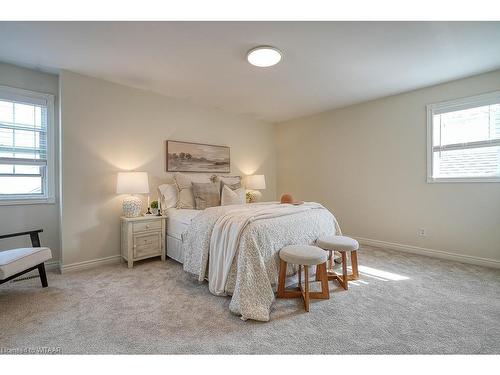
[
  {"left": 60, "top": 255, "right": 121, "bottom": 274},
  {"left": 45, "top": 260, "right": 61, "bottom": 272},
  {"left": 355, "top": 236, "right": 500, "bottom": 269}
]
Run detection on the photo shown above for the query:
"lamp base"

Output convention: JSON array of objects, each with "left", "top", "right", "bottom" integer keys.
[{"left": 123, "top": 196, "right": 142, "bottom": 217}]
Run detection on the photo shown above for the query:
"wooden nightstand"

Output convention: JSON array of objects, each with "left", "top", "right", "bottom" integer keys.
[{"left": 120, "top": 215, "right": 167, "bottom": 268}]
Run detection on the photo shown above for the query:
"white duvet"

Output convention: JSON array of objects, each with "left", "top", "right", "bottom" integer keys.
[{"left": 182, "top": 202, "right": 340, "bottom": 321}]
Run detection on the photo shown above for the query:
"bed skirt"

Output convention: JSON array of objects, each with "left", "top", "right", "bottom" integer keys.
[{"left": 167, "top": 235, "right": 184, "bottom": 264}]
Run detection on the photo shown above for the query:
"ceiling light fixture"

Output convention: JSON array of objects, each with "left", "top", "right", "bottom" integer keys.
[{"left": 247, "top": 46, "right": 282, "bottom": 67}]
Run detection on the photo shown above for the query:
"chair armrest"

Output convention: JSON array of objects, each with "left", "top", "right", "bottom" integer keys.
[{"left": 0, "top": 229, "right": 44, "bottom": 247}]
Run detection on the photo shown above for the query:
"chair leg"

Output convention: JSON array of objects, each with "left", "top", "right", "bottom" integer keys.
[
  {"left": 350, "top": 250, "right": 359, "bottom": 280},
  {"left": 38, "top": 263, "right": 48, "bottom": 288},
  {"left": 303, "top": 265, "right": 310, "bottom": 312}
]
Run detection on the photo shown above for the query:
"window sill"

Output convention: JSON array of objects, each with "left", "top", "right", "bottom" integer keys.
[
  {"left": 0, "top": 197, "right": 56, "bottom": 206},
  {"left": 427, "top": 177, "right": 500, "bottom": 183}
]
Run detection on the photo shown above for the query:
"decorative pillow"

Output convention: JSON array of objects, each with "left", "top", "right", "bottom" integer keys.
[
  {"left": 192, "top": 182, "right": 221, "bottom": 210},
  {"left": 217, "top": 175, "right": 241, "bottom": 194},
  {"left": 174, "top": 172, "right": 212, "bottom": 209},
  {"left": 157, "top": 183, "right": 178, "bottom": 211},
  {"left": 220, "top": 181, "right": 241, "bottom": 194},
  {"left": 221, "top": 185, "right": 246, "bottom": 206},
  {"left": 217, "top": 175, "right": 241, "bottom": 186}
]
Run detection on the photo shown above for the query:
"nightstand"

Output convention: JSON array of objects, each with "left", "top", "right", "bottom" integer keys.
[{"left": 120, "top": 215, "right": 167, "bottom": 268}]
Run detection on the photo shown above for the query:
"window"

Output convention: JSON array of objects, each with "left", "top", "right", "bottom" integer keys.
[
  {"left": 0, "top": 85, "right": 55, "bottom": 203},
  {"left": 427, "top": 91, "right": 500, "bottom": 183}
]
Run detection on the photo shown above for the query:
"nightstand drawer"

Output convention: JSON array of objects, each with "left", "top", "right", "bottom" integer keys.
[
  {"left": 134, "top": 232, "right": 162, "bottom": 258},
  {"left": 133, "top": 220, "right": 162, "bottom": 233}
]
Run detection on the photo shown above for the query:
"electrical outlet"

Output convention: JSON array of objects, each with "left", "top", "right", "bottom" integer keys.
[{"left": 418, "top": 228, "right": 427, "bottom": 237}]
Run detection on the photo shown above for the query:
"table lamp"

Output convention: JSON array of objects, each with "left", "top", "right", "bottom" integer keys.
[
  {"left": 245, "top": 174, "right": 266, "bottom": 203},
  {"left": 116, "top": 171, "right": 150, "bottom": 217}
]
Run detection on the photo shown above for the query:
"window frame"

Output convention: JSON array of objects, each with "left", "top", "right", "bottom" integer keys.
[
  {"left": 426, "top": 90, "right": 500, "bottom": 183},
  {"left": 0, "top": 85, "right": 56, "bottom": 205}
]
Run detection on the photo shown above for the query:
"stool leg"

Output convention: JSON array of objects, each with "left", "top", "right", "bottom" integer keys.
[
  {"left": 341, "top": 251, "right": 348, "bottom": 290},
  {"left": 318, "top": 262, "right": 330, "bottom": 299},
  {"left": 299, "top": 264, "right": 302, "bottom": 287},
  {"left": 277, "top": 259, "right": 287, "bottom": 297},
  {"left": 351, "top": 250, "right": 359, "bottom": 280},
  {"left": 304, "top": 265, "right": 310, "bottom": 312}
]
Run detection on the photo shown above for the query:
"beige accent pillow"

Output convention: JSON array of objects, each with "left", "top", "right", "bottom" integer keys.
[
  {"left": 174, "top": 172, "right": 211, "bottom": 209},
  {"left": 221, "top": 185, "right": 246, "bottom": 206},
  {"left": 192, "top": 182, "right": 221, "bottom": 210}
]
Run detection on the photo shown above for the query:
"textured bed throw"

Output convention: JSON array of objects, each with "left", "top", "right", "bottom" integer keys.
[{"left": 182, "top": 202, "right": 340, "bottom": 321}]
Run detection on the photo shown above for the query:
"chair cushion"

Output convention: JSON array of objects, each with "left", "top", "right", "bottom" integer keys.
[
  {"left": 316, "top": 235, "right": 359, "bottom": 252},
  {"left": 0, "top": 247, "right": 52, "bottom": 279},
  {"left": 280, "top": 245, "right": 327, "bottom": 266}
]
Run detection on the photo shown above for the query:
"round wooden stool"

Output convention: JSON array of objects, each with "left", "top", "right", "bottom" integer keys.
[
  {"left": 277, "top": 245, "right": 329, "bottom": 312},
  {"left": 316, "top": 235, "right": 359, "bottom": 290}
]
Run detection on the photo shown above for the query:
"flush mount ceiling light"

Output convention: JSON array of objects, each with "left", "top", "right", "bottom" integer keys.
[{"left": 247, "top": 46, "right": 282, "bottom": 67}]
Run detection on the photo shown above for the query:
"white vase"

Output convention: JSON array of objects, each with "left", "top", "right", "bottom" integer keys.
[{"left": 122, "top": 196, "right": 142, "bottom": 217}]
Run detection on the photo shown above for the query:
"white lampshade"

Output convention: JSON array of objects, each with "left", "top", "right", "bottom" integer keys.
[
  {"left": 245, "top": 175, "right": 266, "bottom": 190},
  {"left": 116, "top": 172, "right": 150, "bottom": 194}
]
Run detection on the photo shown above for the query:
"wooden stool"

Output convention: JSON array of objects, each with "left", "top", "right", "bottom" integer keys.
[
  {"left": 316, "top": 235, "right": 359, "bottom": 290},
  {"left": 277, "top": 245, "right": 329, "bottom": 312}
]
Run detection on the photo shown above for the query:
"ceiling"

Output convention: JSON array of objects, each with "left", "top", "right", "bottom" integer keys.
[{"left": 0, "top": 22, "right": 500, "bottom": 123}]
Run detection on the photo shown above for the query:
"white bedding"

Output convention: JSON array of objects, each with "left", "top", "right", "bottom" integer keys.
[
  {"left": 166, "top": 208, "right": 200, "bottom": 240},
  {"left": 182, "top": 202, "right": 340, "bottom": 321},
  {"left": 165, "top": 208, "right": 201, "bottom": 263},
  {"left": 208, "top": 202, "right": 325, "bottom": 296}
]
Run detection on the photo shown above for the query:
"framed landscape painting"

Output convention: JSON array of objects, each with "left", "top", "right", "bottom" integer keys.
[{"left": 166, "top": 140, "right": 230, "bottom": 173}]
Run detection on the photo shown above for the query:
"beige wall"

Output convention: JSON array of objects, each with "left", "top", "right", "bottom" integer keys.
[
  {"left": 3, "top": 63, "right": 498, "bottom": 269},
  {"left": 0, "top": 62, "right": 61, "bottom": 263},
  {"left": 60, "top": 70, "right": 276, "bottom": 267},
  {"left": 276, "top": 69, "right": 500, "bottom": 263}
]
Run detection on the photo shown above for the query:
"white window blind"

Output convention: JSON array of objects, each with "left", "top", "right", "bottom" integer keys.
[
  {"left": 427, "top": 91, "right": 500, "bottom": 182},
  {"left": 0, "top": 85, "right": 55, "bottom": 202}
]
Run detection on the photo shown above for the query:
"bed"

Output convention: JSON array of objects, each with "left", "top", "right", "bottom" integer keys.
[
  {"left": 165, "top": 208, "right": 200, "bottom": 263},
  {"left": 166, "top": 202, "right": 339, "bottom": 321},
  {"left": 159, "top": 173, "right": 340, "bottom": 321}
]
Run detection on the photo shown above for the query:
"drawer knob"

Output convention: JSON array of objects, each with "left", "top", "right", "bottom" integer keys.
[{"left": 146, "top": 225, "right": 150, "bottom": 229}]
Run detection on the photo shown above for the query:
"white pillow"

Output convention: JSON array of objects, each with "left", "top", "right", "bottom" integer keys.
[
  {"left": 158, "top": 184, "right": 177, "bottom": 211},
  {"left": 221, "top": 185, "right": 246, "bottom": 206},
  {"left": 174, "top": 172, "right": 212, "bottom": 209}
]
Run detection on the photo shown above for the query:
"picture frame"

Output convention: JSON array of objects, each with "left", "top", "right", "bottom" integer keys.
[{"left": 166, "top": 140, "right": 230, "bottom": 173}]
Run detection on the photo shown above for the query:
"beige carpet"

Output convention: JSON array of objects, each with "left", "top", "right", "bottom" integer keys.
[{"left": 1, "top": 246, "right": 499, "bottom": 354}]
